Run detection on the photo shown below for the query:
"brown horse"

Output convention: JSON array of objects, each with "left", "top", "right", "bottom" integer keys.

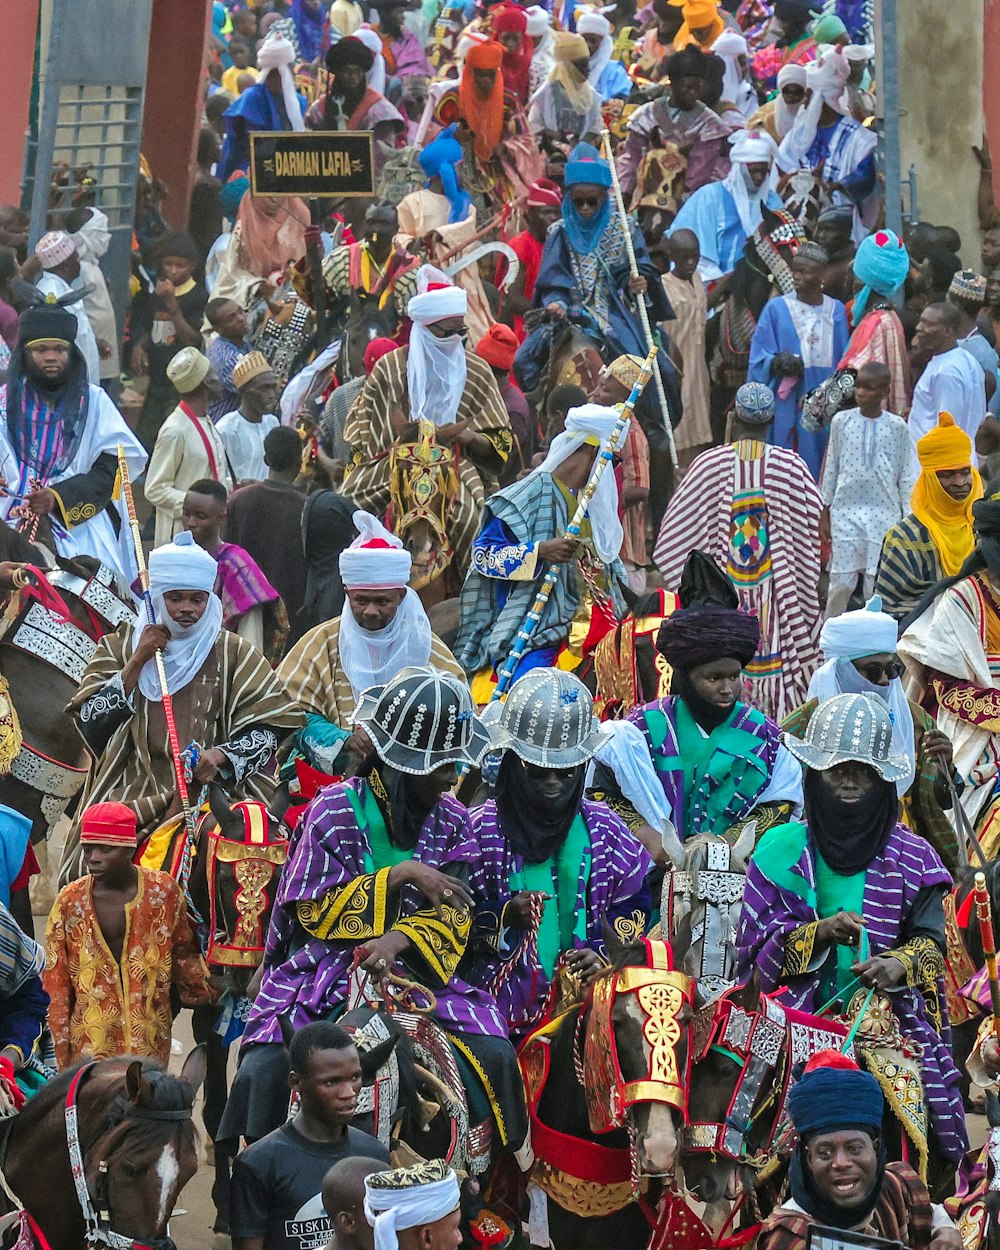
[{"left": 0, "top": 1048, "right": 206, "bottom": 1250}]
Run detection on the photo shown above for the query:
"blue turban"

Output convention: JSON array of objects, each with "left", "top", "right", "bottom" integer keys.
[
  {"left": 564, "top": 142, "right": 612, "bottom": 189},
  {"left": 852, "top": 228, "right": 910, "bottom": 323},
  {"left": 734, "top": 381, "right": 776, "bottom": 425},
  {"left": 220, "top": 175, "right": 250, "bottom": 223},
  {"left": 419, "top": 124, "right": 471, "bottom": 225},
  {"left": 787, "top": 1065, "right": 884, "bottom": 1140}
]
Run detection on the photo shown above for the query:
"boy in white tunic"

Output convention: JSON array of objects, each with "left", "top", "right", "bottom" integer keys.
[{"left": 820, "top": 362, "right": 916, "bottom": 619}]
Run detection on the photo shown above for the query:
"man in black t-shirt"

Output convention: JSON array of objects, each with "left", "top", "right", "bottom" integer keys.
[
  {"left": 231, "top": 1022, "right": 389, "bottom": 1250},
  {"left": 129, "top": 232, "right": 209, "bottom": 450}
]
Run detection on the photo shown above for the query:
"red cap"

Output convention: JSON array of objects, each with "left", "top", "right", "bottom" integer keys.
[
  {"left": 80, "top": 802, "right": 139, "bottom": 849},
  {"left": 476, "top": 323, "right": 519, "bottom": 371},
  {"left": 802, "top": 1048, "right": 860, "bottom": 1073}
]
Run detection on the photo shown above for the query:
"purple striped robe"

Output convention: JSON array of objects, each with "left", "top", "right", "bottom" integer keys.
[
  {"left": 465, "top": 799, "right": 652, "bottom": 1033},
  {"left": 243, "top": 780, "right": 507, "bottom": 1046},
  {"left": 736, "top": 822, "right": 967, "bottom": 1163}
]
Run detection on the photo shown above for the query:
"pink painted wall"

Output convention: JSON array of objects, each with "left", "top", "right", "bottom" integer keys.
[{"left": 1, "top": 1, "right": 41, "bottom": 208}]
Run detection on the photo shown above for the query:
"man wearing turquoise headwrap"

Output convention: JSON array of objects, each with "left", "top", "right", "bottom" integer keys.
[
  {"left": 519, "top": 142, "right": 680, "bottom": 435},
  {"left": 838, "top": 227, "right": 912, "bottom": 416}
]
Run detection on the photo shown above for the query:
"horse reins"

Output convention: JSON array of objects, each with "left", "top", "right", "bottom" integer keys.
[{"left": 65, "top": 1063, "right": 191, "bottom": 1250}]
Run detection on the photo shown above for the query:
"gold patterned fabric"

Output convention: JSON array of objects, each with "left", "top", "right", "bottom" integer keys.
[
  {"left": 297, "top": 868, "right": 392, "bottom": 941},
  {"left": 934, "top": 678, "right": 1000, "bottom": 732},
  {"left": 885, "top": 935, "right": 946, "bottom": 1032},
  {"left": 781, "top": 921, "right": 819, "bottom": 978},
  {"left": 43, "top": 868, "right": 214, "bottom": 1068}
]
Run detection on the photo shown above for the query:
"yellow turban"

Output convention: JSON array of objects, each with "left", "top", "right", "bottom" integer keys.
[
  {"left": 911, "top": 412, "right": 982, "bottom": 576},
  {"left": 669, "top": 0, "right": 724, "bottom": 47}
]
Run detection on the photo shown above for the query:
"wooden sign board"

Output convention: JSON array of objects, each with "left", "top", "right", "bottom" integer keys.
[{"left": 249, "top": 131, "right": 375, "bottom": 199}]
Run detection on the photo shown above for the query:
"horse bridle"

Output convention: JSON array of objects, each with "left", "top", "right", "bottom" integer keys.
[
  {"left": 684, "top": 991, "right": 789, "bottom": 1164},
  {"left": 65, "top": 1063, "right": 191, "bottom": 1250}
]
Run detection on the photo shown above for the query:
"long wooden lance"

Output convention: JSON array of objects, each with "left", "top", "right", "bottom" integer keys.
[
  {"left": 601, "top": 129, "right": 679, "bottom": 470},
  {"left": 974, "top": 871, "right": 1000, "bottom": 1036},
  {"left": 489, "top": 346, "right": 657, "bottom": 702},
  {"left": 116, "top": 445, "right": 197, "bottom": 847}
]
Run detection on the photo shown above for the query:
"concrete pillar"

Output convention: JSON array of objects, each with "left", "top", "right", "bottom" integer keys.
[{"left": 896, "top": 0, "right": 984, "bottom": 265}]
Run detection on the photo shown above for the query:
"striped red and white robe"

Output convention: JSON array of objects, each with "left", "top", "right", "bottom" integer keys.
[{"left": 652, "top": 439, "right": 823, "bottom": 723}]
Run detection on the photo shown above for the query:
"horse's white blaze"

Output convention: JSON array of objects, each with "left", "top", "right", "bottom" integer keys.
[
  {"left": 638, "top": 1101, "right": 679, "bottom": 1175},
  {"left": 155, "top": 1143, "right": 180, "bottom": 1226}
]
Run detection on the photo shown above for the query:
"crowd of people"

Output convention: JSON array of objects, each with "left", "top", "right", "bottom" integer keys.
[{"left": 5, "top": 0, "right": 1000, "bottom": 1247}]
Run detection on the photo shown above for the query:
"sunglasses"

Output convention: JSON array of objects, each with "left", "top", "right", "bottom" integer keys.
[
  {"left": 856, "top": 659, "right": 905, "bottom": 683},
  {"left": 570, "top": 194, "right": 602, "bottom": 209}
]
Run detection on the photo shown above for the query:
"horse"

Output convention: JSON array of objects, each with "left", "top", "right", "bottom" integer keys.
[
  {"left": 518, "top": 313, "right": 605, "bottom": 426},
  {"left": 708, "top": 207, "right": 806, "bottom": 442},
  {"left": 0, "top": 547, "right": 134, "bottom": 892},
  {"left": 517, "top": 933, "right": 696, "bottom": 1250},
  {"left": 340, "top": 289, "right": 399, "bottom": 382},
  {"left": 0, "top": 1048, "right": 206, "bottom": 1250},
  {"left": 388, "top": 419, "right": 459, "bottom": 611},
  {"left": 144, "top": 783, "right": 289, "bottom": 1234}
]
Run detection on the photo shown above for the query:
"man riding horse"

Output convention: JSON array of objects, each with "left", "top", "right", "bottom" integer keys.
[
  {"left": 342, "top": 267, "right": 512, "bottom": 590},
  {"left": 0, "top": 304, "right": 146, "bottom": 579},
  {"left": 222, "top": 667, "right": 529, "bottom": 1166}
]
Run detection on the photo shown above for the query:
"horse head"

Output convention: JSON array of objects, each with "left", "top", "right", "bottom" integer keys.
[
  {"left": 593, "top": 589, "right": 679, "bottom": 720},
  {"left": 388, "top": 420, "right": 458, "bottom": 602},
  {"left": 5, "top": 1049, "right": 206, "bottom": 1250},
  {"left": 191, "top": 784, "right": 288, "bottom": 994},
  {"left": 666, "top": 832, "right": 751, "bottom": 1001},
  {"left": 681, "top": 973, "right": 789, "bottom": 1229},
  {"left": 582, "top": 934, "right": 695, "bottom": 1180},
  {"left": 732, "top": 207, "right": 806, "bottom": 321}
]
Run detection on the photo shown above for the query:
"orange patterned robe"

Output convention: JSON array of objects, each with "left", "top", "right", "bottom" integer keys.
[{"left": 43, "top": 868, "right": 214, "bottom": 1068}]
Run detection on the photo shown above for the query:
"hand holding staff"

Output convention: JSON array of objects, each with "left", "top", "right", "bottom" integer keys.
[
  {"left": 974, "top": 871, "right": 1000, "bottom": 1035},
  {"left": 116, "top": 445, "right": 196, "bottom": 845},
  {"left": 601, "top": 129, "right": 678, "bottom": 471},
  {"left": 490, "top": 347, "right": 657, "bottom": 701}
]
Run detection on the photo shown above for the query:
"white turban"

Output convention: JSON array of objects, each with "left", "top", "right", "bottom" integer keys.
[
  {"left": 576, "top": 9, "right": 611, "bottom": 35},
  {"left": 777, "top": 48, "right": 851, "bottom": 171},
  {"left": 339, "top": 510, "right": 413, "bottom": 589},
  {"left": 774, "top": 63, "right": 808, "bottom": 137},
  {"left": 576, "top": 8, "right": 613, "bottom": 87},
  {"left": 712, "top": 30, "right": 747, "bottom": 56},
  {"left": 364, "top": 1169, "right": 461, "bottom": 1250},
  {"left": 407, "top": 264, "right": 468, "bottom": 324},
  {"left": 729, "top": 129, "right": 779, "bottom": 166},
  {"left": 355, "top": 25, "right": 387, "bottom": 94},
  {"left": 406, "top": 266, "right": 469, "bottom": 429},
  {"left": 137, "top": 532, "right": 223, "bottom": 701},
  {"left": 806, "top": 596, "right": 915, "bottom": 797},
  {"left": 711, "top": 30, "right": 753, "bottom": 120},
  {"left": 526, "top": 4, "right": 550, "bottom": 35},
  {"left": 338, "top": 515, "right": 432, "bottom": 699},
  {"left": 256, "top": 34, "right": 306, "bottom": 131},
  {"left": 530, "top": 403, "right": 627, "bottom": 563}
]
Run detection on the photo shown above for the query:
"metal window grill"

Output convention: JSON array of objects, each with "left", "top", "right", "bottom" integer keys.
[{"left": 30, "top": 83, "right": 144, "bottom": 231}]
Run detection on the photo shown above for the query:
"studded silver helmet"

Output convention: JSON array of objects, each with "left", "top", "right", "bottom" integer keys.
[
  {"left": 489, "top": 668, "right": 603, "bottom": 768},
  {"left": 782, "top": 692, "right": 910, "bottom": 783},
  {"left": 353, "top": 666, "right": 489, "bottom": 774}
]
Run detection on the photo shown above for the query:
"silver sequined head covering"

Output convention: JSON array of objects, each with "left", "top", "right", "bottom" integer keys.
[
  {"left": 353, "top": 666, "right": 489, "bottom": 774},
  {"left": 782, "top": 692, "right": 911, "bottom": 783},
  {"left": 489, "top": 668, "right": 603, "bottom": 768}
]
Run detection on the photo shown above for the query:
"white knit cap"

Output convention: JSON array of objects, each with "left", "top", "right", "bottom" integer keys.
[
  {"left": 339, "top": 510, "right": 413, "bottom": 589},
  {"left": 406, "top": 264, "right": 468, "bottom": 324},
  {"left": 35, "top": 231, "right": 77, "bottom": 270}
]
